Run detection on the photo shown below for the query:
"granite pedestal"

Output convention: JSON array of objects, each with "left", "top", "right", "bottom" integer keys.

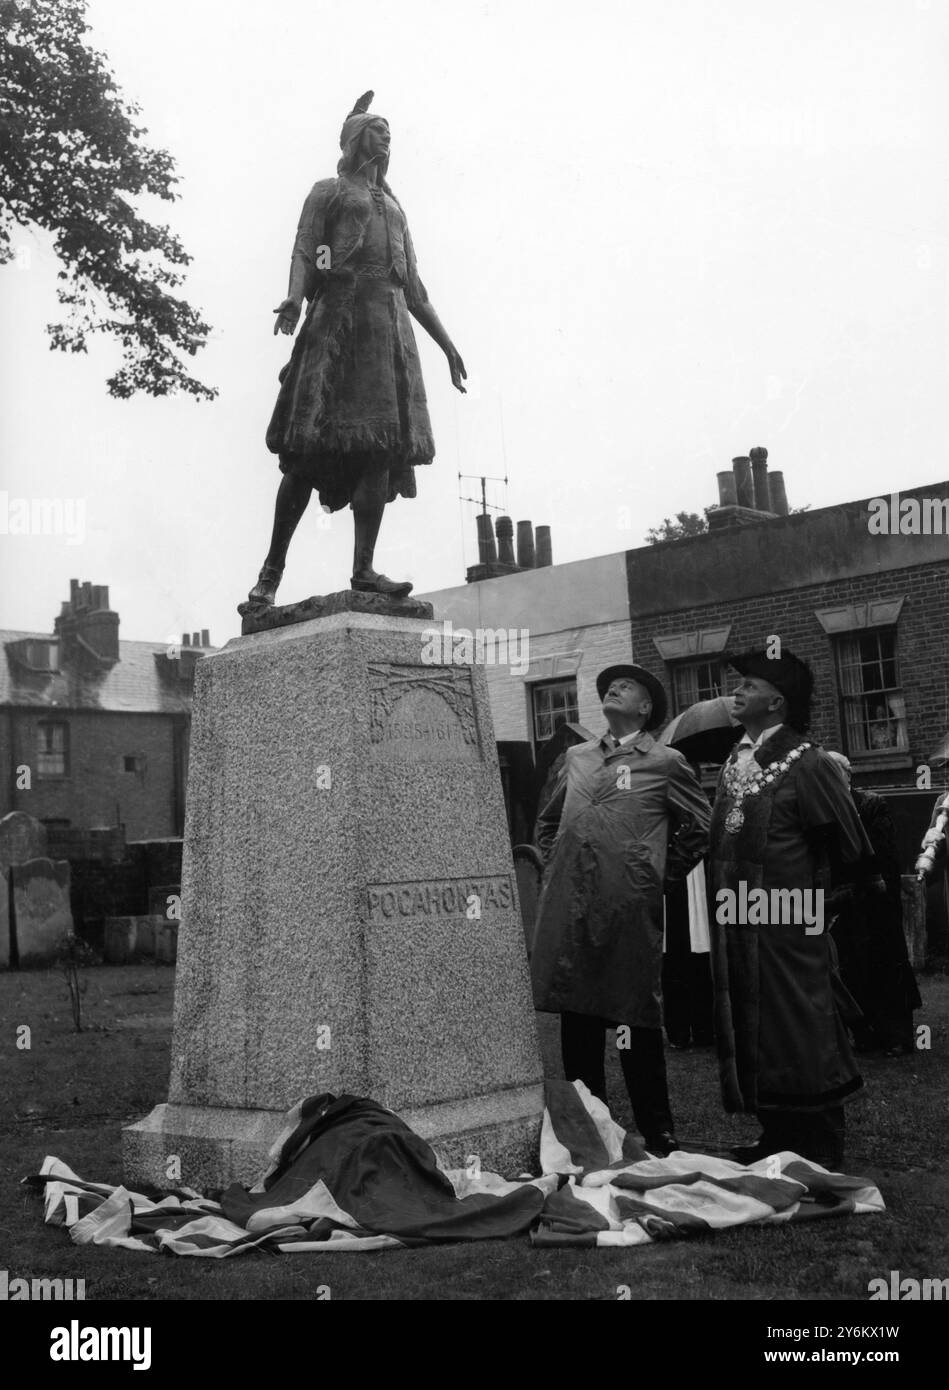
[{"left": 123, "top": 611, "right": 544, "bottom": 1191}]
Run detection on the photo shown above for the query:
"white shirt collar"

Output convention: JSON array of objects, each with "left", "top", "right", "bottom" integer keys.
[
  {"left": 737, "top": 722, "right": 784, "bottom": 750},
  {"left": 603, "top": 728, "right": 644, "bottom": 750}
]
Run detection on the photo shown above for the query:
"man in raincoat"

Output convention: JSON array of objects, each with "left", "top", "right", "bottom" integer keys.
[{"left": 531, "top": 664, "right": 711, "bottom": 1155}]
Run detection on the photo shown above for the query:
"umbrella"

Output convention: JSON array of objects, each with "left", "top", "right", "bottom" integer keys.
[
  {"left": 658, "top": 695, "right": 743, "bottom": 764},
  {"left": 927, "top": 732, "right": 949, "bottom": 767}
]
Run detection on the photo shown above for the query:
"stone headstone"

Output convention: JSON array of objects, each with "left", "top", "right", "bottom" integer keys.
[
  {"left": 0, "top": 812, "right": 48, "bottom": 875},
  {"left": 103, "top": 917, "right": 137, "bottom": 964},
  {"left": 103, "top": 914, "right": 173, "bottom": 963},
  {"left": 155, "top": 920, "right": 178, "bottom": 964},
  {"left": 124, "top": 611, "right": 544, "bottom": 1191},
  {"left": 12, "top": 858, "right": 72, "bottom": 967}
]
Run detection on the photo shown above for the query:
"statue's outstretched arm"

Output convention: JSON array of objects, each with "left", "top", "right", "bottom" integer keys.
[
  {"left": 273, "top": 180, "right": 334, "bottom": 337},
  {"left": 403, "top": 222, "right": 466, "bottom": 392},
  {"left": 409, "top": 299, "right": 467, "bottom": 393}
]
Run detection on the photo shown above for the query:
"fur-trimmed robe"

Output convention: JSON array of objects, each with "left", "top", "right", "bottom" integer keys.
[{"left": 708, "top": 726, "right": 871, "bottom": 1116}]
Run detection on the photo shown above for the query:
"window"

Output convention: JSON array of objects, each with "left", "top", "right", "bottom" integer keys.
[
  {"left": 532, "top": 679, "right": 579, "bottom": 744},
  {"left": 26, "top": 641, "right": 58, "bottom": 671},
  {"left": 36, "top": 721, "right": 69, "bottom": 777},
  {"left": 835, "top": 630, "right": 908, "bottom": 756},
  {"left": 671, "top": 659, "right": 725, "bottom": 714}
]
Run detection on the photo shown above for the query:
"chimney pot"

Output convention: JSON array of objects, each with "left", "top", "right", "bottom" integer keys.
[
  {"left": 769, "top": 470, "right": 790, "bottom": 516},
  {"left": 182, "top": 634, "right": 191, "bottom": 646},
  {"left": 750, "top": 447, "right": 771, "bottom": 512},
  {"left": 69, "top": 579, "right": 80, "bottom": 607},
  {"left": 717, "top": 471, "right": 738, "bottom": 506},
  {"left": 495, "top": 515, "right": 516, "bottom": 566},
  {"left": 535, "top": 525, "right": 553, "bottom": 567},
  {"left": 732, "top": 456, "right": 754, "bottom": 509},
  {"left": 476, "top": 512, "right": 498, "bottom": 564},
  {"left": 516, "top": 520, "right": 535, "bottom": 569},
  {"left": 201, "top": 629, "right": 210, "bottom": 648},
  {"left": 192, "top": 632, "right": 201, "bottom": 648},
  {"left": 81, "top": 581, "right": 93, "bottom": 609}
]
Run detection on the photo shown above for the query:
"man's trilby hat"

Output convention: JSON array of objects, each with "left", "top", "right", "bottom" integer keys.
[{"left": 595, "top": 664, "right": 668, "bottom": 731}]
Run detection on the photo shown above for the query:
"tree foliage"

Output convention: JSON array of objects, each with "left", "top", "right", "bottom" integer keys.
[
  {"left": 0, "top": 0, "right": 215, "bottom": 399},
  {"left": 645, "top": 509, "right": 714, "bottom": 544},
  {"left": 645, "top": 500, "right": 810, "bottom": 543}
]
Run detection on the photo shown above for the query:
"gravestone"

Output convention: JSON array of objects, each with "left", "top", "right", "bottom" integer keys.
[
  {"left": 0, "top": 811, "right": 48, "bottom": 875},
  {"left": 0, "top": 813, "right": 56, "bottom": 969},
  {"left": 124, "top": 611, "right": 545, "bottom": 1191},
  {"left": 12, "top": 858, "right": 73, "bottom": 966}
]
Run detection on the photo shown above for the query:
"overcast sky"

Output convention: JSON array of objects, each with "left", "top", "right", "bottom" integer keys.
[{"left": 2, "top": 0, "right": 947, "bottom": 645}]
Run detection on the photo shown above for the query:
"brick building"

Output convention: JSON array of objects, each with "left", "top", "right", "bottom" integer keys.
[
  {"left": 625, "top": 472, "right": 948, "bottom": 869},
  {"left": 419, "top": 464, "right": 949, "bottom": 933},
  {"left": 0, "top": 581, "right": 213, "bottom": 841}
]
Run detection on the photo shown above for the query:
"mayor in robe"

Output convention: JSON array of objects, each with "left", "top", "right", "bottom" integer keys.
[{"left": 708, "top": 648, "right": 873, "bottom": 1167}]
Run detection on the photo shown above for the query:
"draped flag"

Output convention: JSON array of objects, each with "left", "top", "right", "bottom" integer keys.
[{"left": 24, "top": 1084, "right": 883, "bottom": 1257}]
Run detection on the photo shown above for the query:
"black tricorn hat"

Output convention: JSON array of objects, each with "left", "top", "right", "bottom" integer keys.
[
  {"left": 726, "top": 648, "right": 814, "bottom": 729},
  {"left": 596, "top": 664, "right": 668, "bottom": 731}
]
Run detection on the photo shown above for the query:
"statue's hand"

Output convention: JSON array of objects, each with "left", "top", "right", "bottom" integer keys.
[
  {"left": 273, "top": 297, "right": 302, "bottom": 336},
  {"left": 447, "top": 345, "right": 467, "bottom": 394}
]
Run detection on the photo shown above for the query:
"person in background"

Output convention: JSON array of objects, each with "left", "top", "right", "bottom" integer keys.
[{"left": 824, "top": 751, "right": 921, "bottom": 1056}]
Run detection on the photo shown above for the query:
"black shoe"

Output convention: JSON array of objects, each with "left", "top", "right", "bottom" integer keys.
[
  {"left": 351, "top": 571, "right": 413, "bottom": 598},
  {"left": 241, "top": 563, "right": 284, "bottom": 610},
  {"left": 643, "top": 1131, "right": 679, "bottom": 1157}
]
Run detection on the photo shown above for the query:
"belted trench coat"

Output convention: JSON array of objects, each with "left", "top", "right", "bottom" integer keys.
[{"left": 531, "top": 731, "right": 711, "bottom": 1027}]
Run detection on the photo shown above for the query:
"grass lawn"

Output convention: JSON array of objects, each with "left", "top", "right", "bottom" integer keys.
[{"left": 2, "top": 963, "right": 947, "bottom": 1302}]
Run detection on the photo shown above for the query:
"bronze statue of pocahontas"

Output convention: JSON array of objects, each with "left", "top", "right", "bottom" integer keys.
[{"left": 242, "top": 91, "right": 466, "bottom": 611}]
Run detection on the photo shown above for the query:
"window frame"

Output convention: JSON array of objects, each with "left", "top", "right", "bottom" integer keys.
[
  {"left": 669, "top": 657, "right": 726, "bottom": 716},
  {"left": 35, "top": 719, "right": 70, "bottom": 779},
  {"left": 531, "top": 677, "right": 580, "bottom": 747},
  {"left": 834, "top": 627, "right": 908, "bottom": 760}
]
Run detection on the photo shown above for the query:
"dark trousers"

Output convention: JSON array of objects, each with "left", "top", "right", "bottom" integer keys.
[
  {"left": 561, "top": 1011, "right": 674, "bottom": 1140},
  {"left": 757, "top": 1106, "right": 846, "bottom": 1167},
  {"left": 662, "top": 880, "right": 713, "bottom": 1046}
]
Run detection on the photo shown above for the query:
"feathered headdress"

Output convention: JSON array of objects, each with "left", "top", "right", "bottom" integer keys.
[
  {"left": 337, "top": 89, "right": 395, "bottom": 191},
  {"left": 347, "top": 90, "right": 374, "bottom": 120}
]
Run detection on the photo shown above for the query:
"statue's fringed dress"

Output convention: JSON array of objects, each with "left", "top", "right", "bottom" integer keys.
[{"left": 266, "top": 175, "right": 435, "bottom": 512}]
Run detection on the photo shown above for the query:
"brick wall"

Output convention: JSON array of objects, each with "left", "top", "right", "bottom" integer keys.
[
  {"left": 4, "top": 710, "right": 182, "bottom": 840},
  {"left": 627, "top": 562, "right": 949, "bottom": 791}
]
